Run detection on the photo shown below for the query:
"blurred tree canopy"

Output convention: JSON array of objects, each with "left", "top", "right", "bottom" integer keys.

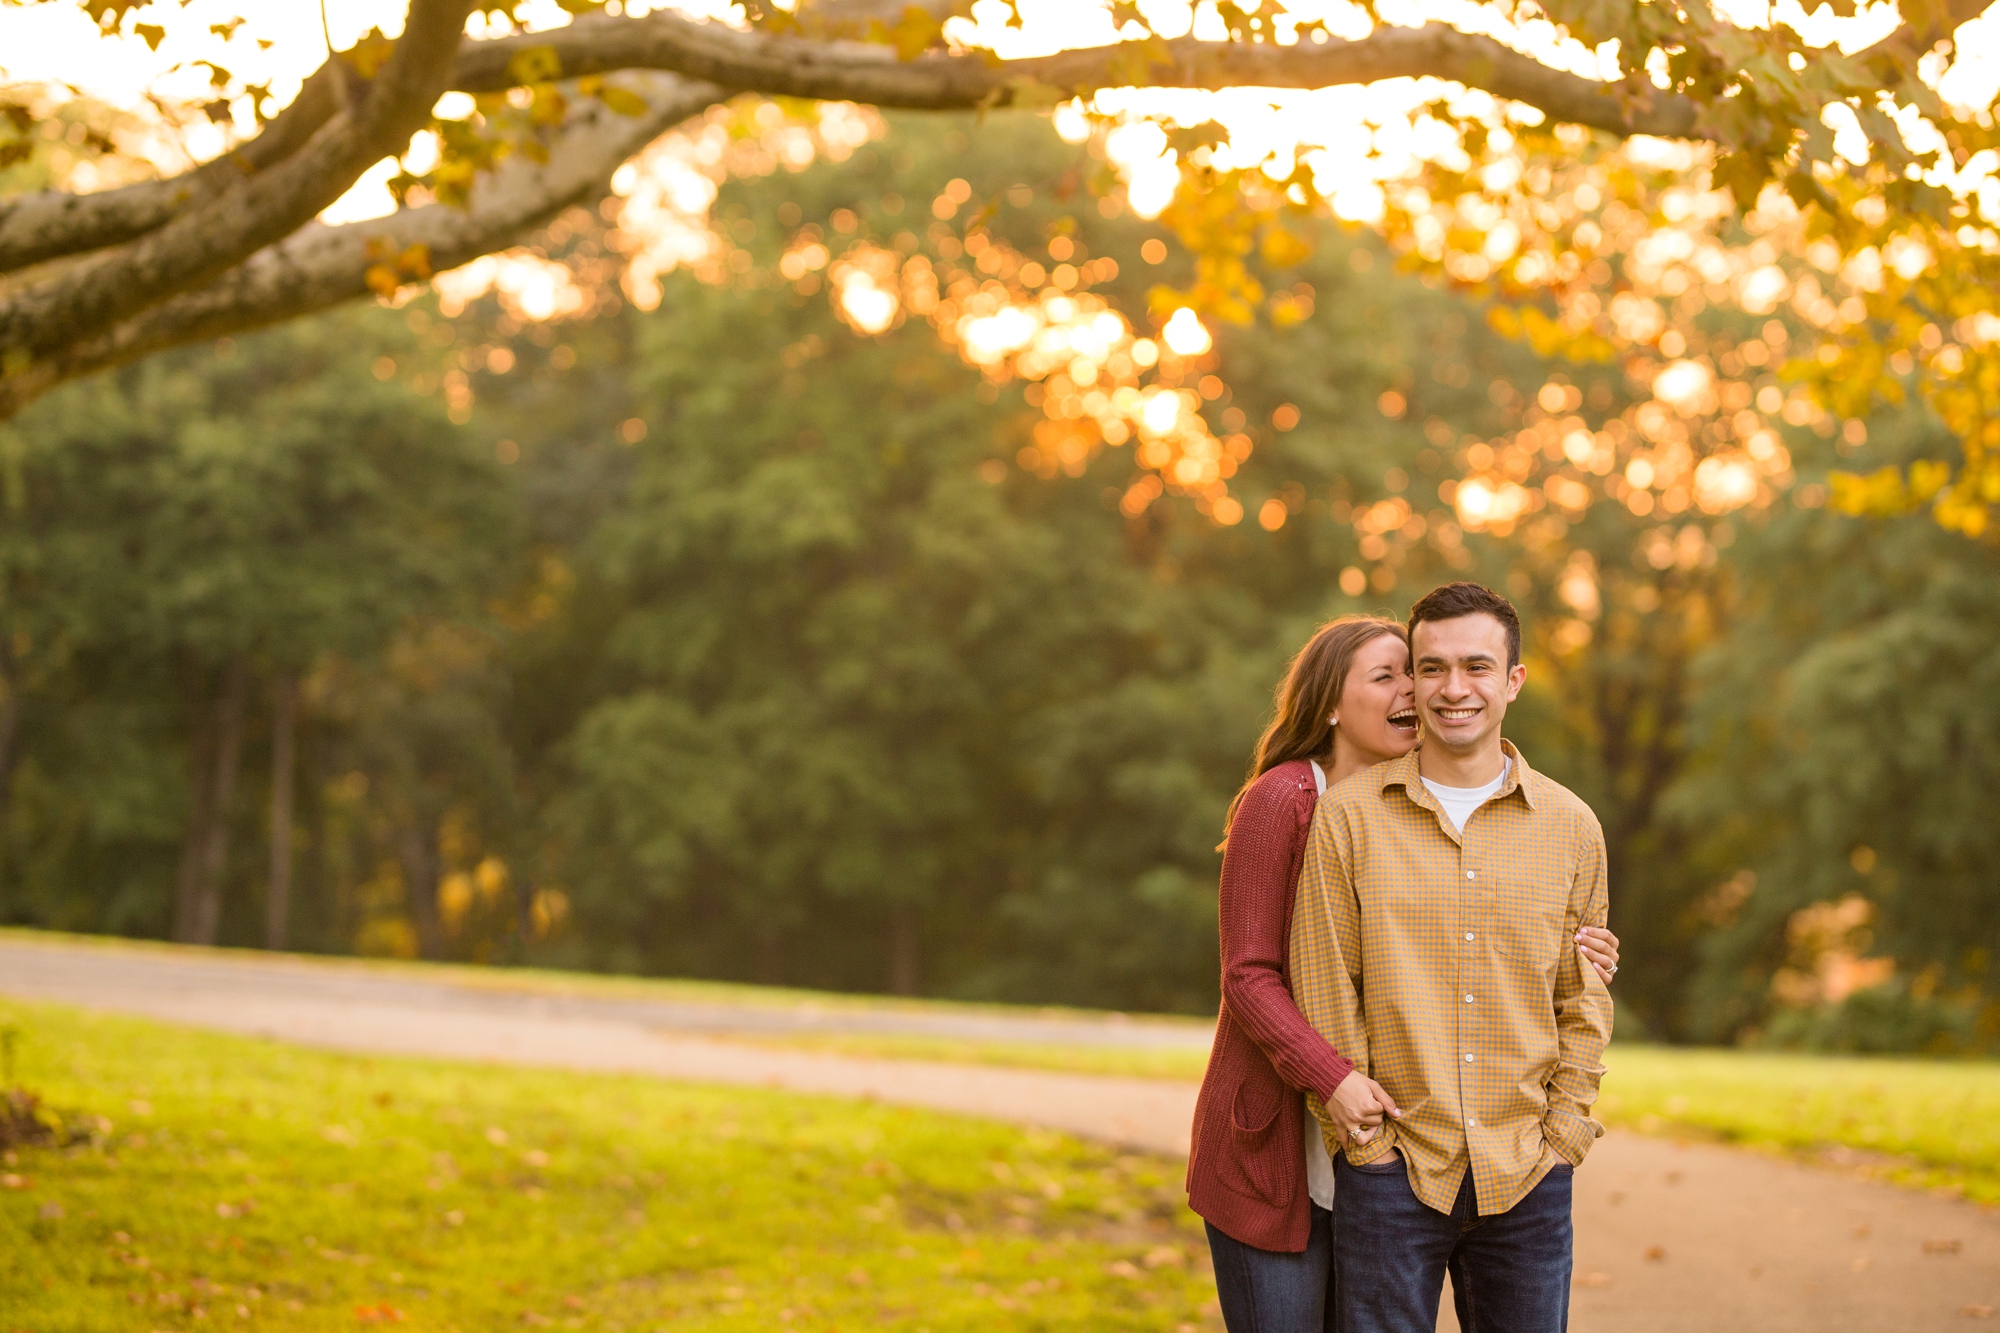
[
  {"left": 7, "top": 0, "right": 2000, "bottom": 535},
  {"left": 1, "top": 110, "right": 1994, "bottom": 1051}
]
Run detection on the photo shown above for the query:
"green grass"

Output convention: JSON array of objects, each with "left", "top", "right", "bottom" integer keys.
[
  {"left": 1599, "top": 1044, "right": 2000, "bottom": 1203},
  {"left": 0, "top": 1000, "right": 1220, "bottom": 1333},
  {"left": 721, "top": 1033, "right": 1213, "bottom": 1082}
]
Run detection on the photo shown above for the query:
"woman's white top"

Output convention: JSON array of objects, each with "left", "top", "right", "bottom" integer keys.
[{"left": 1303, "top": 760, "right": 1337, "bottom": 1209}]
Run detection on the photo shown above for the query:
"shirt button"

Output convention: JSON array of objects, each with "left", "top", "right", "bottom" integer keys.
[
  {"left": 1464, "top": 994, "right": 1475, "bottom": 1003},
  {"left": 1467, "top": 1117, "right": 1478, "bottom": 1128},
  {"left": 1464, "top": 1053, "right": 1475, "bottom": 1063},
  {"left": 1466, "top": 870, "right": 1476, "bottom": 880},
  {"left": 1464, "top": 932, "right": 1475, "bottom": 942}
]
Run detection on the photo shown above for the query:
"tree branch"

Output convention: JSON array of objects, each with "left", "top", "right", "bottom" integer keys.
[
  {"left": 452, "top": 11, "right": 1704, "bottom": 139},
  {"left": 0, "top": 74, "right": 723, "bottom": 419},
  {"left": 0, "top": 0, "right": 476, "bottom": 362},
  {"left": 0, "top": 62, "right": 348, "bottom": 277}
]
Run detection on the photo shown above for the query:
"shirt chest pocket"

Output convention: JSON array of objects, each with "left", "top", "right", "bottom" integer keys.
[{"left": 1480, "top": 871, "right": 1570, "bottom": 971}]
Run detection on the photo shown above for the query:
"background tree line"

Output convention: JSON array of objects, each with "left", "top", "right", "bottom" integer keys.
[{"left": 2, "top": 114, "right": 1993, "bottom": 1052}]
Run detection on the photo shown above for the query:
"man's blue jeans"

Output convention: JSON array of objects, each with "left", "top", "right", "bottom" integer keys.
[
  {"left": 1205, "top": 1203, "right": 1337, "bottom": 1333},
  {"left": 1332, "top": 1152, "right": 1573, "bottom": 1333}
]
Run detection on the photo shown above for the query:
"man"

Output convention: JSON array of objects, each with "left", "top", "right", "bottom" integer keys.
[{"left": 1290, "top": 582, "right": 1613, "bottom": 1333}]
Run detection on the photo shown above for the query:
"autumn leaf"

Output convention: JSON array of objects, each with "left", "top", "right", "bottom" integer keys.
[
  {"left": 508, "top": 45, "right": 563, "bottom": 87},
  {"left": 132, "top": 22, "right": 164, "bottom": 50},
  {"left": 343, "top": 29, "right": 397, "bottom": 81},
  {"left": 1258, "top": 227, "right": 1313, "bottom": 270},
  {"left": 869, "top": 6, "right": 946, "bottom": 62}
]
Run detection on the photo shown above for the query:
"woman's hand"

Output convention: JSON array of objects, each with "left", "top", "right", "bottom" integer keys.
[
  {"left": 1327, "top": 1069, "right": 1400, "bottom": 1147},
  {"left": 1577, "top": 925, "right": 1620, "bottom": 986}
]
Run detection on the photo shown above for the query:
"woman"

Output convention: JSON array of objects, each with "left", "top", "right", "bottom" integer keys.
[{"left": 1185, "top": 615, "right": 1620, "bottom": 1332}]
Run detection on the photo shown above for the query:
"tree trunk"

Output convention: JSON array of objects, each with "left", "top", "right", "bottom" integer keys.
[
  {"left": 398, "top": 821, "right": 445, "bottom": 960},
  {"left": 515, "top": 875, "right": 538, "bottom": 951},
  {"left": 0, "top": 637, "right": 19, "bottom": 918},
  {"left": 173, "top": 659, "right": 249, "bottom": 945},
  {"left": 264, "top": 675, "right": 298, "bottom": 951},
  {"left": 887, "top": 904, "right": 920, "bottom": 997},
  {"left": 755, "top": 921, "right": 785, "bottom": 986}
]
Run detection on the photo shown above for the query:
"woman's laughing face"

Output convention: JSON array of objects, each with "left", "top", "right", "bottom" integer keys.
[{"left": 1334, "top": 633, "right": 1417, "bottom": 766}]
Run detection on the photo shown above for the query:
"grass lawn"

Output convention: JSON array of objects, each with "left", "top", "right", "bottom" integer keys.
[
  {"left": 1599, "top": 1044, "right": 2000, "bottom": 1204},
  {"left": 0, "top": 999, "right": 1220, "bottom": 1333},
  {"left": 725, "top": 1033, "right": 1213, "bottom": 1083}
]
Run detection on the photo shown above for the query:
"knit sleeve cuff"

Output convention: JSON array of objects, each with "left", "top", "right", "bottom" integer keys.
[{"left": 1303, "top": 1051, "right": 1355, "bottom": 1105}]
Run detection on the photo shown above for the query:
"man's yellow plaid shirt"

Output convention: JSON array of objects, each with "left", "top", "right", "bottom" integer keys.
[{"left": 1289, "top": 741, "right": 1613, "bottom": 1217}]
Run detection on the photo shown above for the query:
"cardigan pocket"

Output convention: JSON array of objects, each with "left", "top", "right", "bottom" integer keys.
[{"left": 1219, "top": 1075, "right": 1298, "bottom": 1208}]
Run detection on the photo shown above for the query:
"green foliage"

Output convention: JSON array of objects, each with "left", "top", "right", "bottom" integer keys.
[
  {"left": 4, "top": 110, "right": 1991, "bottom": 1050},
  {"left": 1667, "top": 410, "right": 2000, "bottom": 1050},
  {"left": 0, "top": 309, "right": 512, "bottom": 944},
  {"left": 0, "top": 998, "right": 1214, "bottom": 1330}
]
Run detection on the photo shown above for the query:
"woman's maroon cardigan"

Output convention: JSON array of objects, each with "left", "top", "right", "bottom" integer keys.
[{"left": 1186, "top": 760, "right": 1354, "bottom": 1252}]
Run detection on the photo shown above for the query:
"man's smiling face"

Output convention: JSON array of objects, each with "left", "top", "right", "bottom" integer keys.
[{"left": 1411, "top": 612, "right": 1527, "bottom": 757}]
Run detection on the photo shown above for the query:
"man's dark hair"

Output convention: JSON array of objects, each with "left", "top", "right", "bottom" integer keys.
[{"left": 1407, "top": 582, "right": 1522, "bottom": 669}]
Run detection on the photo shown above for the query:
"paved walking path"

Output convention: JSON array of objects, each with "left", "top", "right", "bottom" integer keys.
[{"left": 2, "top": 934, "right": 1996, "bottom": 1330}]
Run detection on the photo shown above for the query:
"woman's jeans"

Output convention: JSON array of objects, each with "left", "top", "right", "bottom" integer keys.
[{"left": 1205, "top": 1204, "right": 1337, "bottom": 1333}]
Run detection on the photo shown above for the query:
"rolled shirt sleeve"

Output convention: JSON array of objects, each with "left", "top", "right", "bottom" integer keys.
[{"left": 1542, "top": 813, "right": 1612, "bottom": 1166}]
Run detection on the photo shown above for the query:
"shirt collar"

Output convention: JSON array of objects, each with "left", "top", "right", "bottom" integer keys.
[{"left": 1380, "top": 739, "right": 1538, "bottom": 812}]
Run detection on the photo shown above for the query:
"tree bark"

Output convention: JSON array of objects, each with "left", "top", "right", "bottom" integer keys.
[
  {"left": 173, "top": 658, "right": 250, "bottom": 945},
  {"left": 398, "top": 820, "right": 445, "bottom": 960},
  {"left": 265, "top": 675, "right": 298, "bottom": 951},
  {"left": 888, "top": 904, "right": 920, "bottom": 996},
  {"left": 755, "top": 921, "right": 785, "bottom": 985},
  {"left": 0, "top": 73, "right": 720, "bottom": 422},
  {"left": 0, "top": 0, "right": 475, "bottom": 360},
  {"left": 0, "top": 637, "right": 20, "bottom": 919},
  {"left": 455, "top": 12, "right": 1707, "bottom": 135}
]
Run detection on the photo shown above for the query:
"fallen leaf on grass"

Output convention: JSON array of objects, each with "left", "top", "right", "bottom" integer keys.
[
  {"left": 1, "top": 1173, "right": 28, "bottom": 1189},
  {"left": 1104, "top": 1260, "right": 1141, "bottom": 1279},
  {"left": 353, "top": 1304, "right": 406, "bottom": 1323},
  {"left": 1925, "top": 1239, "right": 1963, "bottom": 1255},
  {"left": 37, "top": 1201, "right": 62, "bottom": 1220},
  {"left": 1142, "top": 1245, "right": 1185, "bottom": 1269},
  {"left": 1643, "top": 1246, "right": 1667, "bottom": 1262}
]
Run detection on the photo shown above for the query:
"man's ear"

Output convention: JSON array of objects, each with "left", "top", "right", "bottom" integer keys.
[{"left": 1505, "top": 662, "right": 1527, "bottom": 701}]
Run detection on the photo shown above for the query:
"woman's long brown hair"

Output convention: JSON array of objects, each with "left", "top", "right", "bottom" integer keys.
[{"left": 1222, "top": 615, "right": 1407, "bottom": 837}]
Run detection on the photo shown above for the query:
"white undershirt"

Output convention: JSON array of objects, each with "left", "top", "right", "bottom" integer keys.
[
  {"left": 1421, "top": 757, "right": 1511, "bottom": 835},
  {"left": 1303, "top": 760, "right": 1337, "bottom": 1209}
]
